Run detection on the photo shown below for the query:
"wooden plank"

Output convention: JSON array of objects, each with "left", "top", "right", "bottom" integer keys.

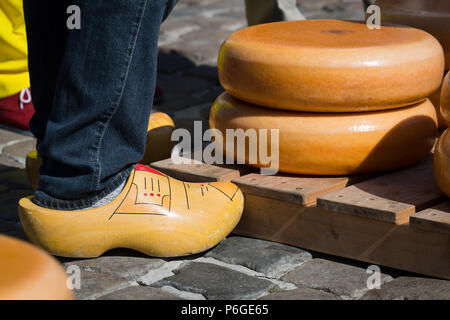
[
  {"left": 213, "top": 163, "right": 256, "bottom": 177},
  {"left": 233, "top": 194, "right": 450, "bottom": 280},
  {"left": 232, "top": 173, "right": 369, "bottom": 206},
  {"left": 317, "top": 158, "right": 445, "bottom": 224},
  {"left": 150, "top": 158, "right": 241, "bottom": 182},
  {"left": 173, "top": 149, "right": 257, "bottom": 177},
  {"left": 410, "top": 201, "right": 450, "bottom": 235}
]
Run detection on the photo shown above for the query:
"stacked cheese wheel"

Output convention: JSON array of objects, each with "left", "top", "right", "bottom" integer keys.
[
  {"left": 434, "top": 71, "right": 450, "bottom": 196},
  {"left": 374, "top": 0, "right": 450, "bottom": 128},
  {"left": 210, "top": 20, "right": 444, "bottom": 175}
]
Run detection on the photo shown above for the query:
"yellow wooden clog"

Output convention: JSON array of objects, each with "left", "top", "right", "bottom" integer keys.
[{"left": 19, "top": 164, "right": 244, "bottom": 258}]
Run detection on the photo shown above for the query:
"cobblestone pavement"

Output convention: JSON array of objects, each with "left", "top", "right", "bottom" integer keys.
[{"left": 1, "top": 0, "right": 450, "bottom": 300}]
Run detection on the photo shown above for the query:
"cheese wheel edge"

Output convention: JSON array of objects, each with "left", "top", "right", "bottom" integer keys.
[{"left": 210, "top": 93, "right": 438, "bottom": 175}]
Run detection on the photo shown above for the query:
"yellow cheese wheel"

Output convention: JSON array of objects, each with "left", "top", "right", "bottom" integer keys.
[
  {"left": 434, "top": 129, "right": 450, "bottom": 197},
  {"left": 0, "top": 235, "right": 73, "bottom": 300},
  {"left": 374, "top": 0, "right": 450, "bottom": 70},
  {"left": 218, "top": 20, "right": 444, "bottom": 112},
  {"left": 210, "top": 93, "right": 438, "bottom": 175},
  {"left": 440, "top": 71, "right": 450, "bottom": 127},
  {"left": 429, "top": 83, "right": 446, "bottom": 129}
]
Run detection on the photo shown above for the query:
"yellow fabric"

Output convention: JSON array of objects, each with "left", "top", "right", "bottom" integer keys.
[{"left": 0, "top": 0, "right": 29, "bottom": 99}]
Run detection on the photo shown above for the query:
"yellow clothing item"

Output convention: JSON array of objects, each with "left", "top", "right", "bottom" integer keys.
[{"left": 0, "top": 0, "right": 29, "bottom": 99}]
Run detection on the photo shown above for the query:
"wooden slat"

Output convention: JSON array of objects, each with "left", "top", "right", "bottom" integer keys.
[
  {"left": 173, "top": 149, "right": 257, "bottom": 177},
  {"left": 410, "top": 201, "right": 450, "bottom": 235},
  {"left": 317, "top": 158, "right": 445, "bottom": 224},
  {"left": 232, "top": 173, "right": 368, "bottom": 206},
  {"left": 150, "top": 157, "right": 240, "bottom": 182},
  {"left": 213, "top": 163, "right": 256, "bottom": 177},
  {"left": 233, "top": 193, "right": 450, "bottom": 280}
]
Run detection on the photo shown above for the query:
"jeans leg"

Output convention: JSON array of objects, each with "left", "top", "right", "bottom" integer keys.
[
  {"left": 24, "top": 0, "right": 177, "bottom": 210},
  {"left": 244, "top": 0, "right": 305, "bottom": 26},
  {"left": 23, "top": 0, "right": 70, "bottom": 143}
]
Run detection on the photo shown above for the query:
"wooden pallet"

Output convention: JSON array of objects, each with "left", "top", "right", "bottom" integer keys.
[{"left": 151, "top": 156, "right": 450, "bottom": 280}]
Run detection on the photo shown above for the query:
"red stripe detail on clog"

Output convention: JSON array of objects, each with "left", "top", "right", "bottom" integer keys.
[{"left": 135, "top": 164, "right": 165, "bottom": 176}]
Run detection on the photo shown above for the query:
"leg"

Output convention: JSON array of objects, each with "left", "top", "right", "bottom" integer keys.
[
  {"left": 24, "top": 0, "right": 178, "bottom": 209},
  {"left": 19, "top": 0, "right": 245, "bottom": 259},
  {"left": 23, "top": 0, "right": 70, "bottom": 142},
  {"left": 244, "top": 0, "right": 305, "bottom": 26}
]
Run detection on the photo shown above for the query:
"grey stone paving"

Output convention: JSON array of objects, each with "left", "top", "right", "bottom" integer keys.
[
  {"left": 281, "top": 258, "right": 394, "bottom": 300},
  {"left": 152, "top": 262, "right": 278, "bottom": 300},
  {"left": 98, "top": 286, "right": 183, "bottom": 300},
  {"left": 1, "top": 0, "right": 449, "bottom": 300},
  {"left": 205, "top": 236, "right": 313, "bottom": 278},
  {"left": 64, "top": 256, "right": 165, "bottom": 281},
  {"left": 361, "top": 277, "right": 450, "bottom": 300},
  {"left": 68, "top": 267, "right": 131, "bottom": 300},
  {"left": 0, "top": 166, "right": 33, "bottom": 222},
  {"left": 259, "top": 288, "right": 342, "bottom": 300}
]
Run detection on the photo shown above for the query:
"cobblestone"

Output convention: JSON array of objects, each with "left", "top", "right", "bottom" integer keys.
[
  {"left": 0, "top": 129, "right": 34, "bottom": 169},
  {"left": 281, "top": 258, "right": 394, "bottom": 299},
  {"left": 67, "top": 268, "right": 132, "bottom": 300},
  {"left": 0, "top": 168, "right": 33, "bottom": 222},
  {"left": 64, "top": 256, "right": 165, "bottom": 281},
  {"left": 205, "top": 236, "right": 313, "bottom": 278},
  {"left": 259, "top": 287, "right": 342, "bottom": 300},
  {"left": 98, "top": 285, "right": 183, "bottom": 300},
  {"left": 2, "top": 139, "right": 35, "bottom": 167},
  {"left": 361, "top": 277, "right": 450, "bottom": 300},
  {"left": 153, "top": 262, "right": 278, "bottom": 300}
]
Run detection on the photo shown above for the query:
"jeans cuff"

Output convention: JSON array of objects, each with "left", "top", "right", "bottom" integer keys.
[{"left": 32, "top": 165, "right": 135, "bottom": 210}]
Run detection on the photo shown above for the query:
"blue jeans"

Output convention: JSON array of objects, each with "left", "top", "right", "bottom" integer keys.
[{"left": 23, "top": 0, "right": 177, "bottom": 210}]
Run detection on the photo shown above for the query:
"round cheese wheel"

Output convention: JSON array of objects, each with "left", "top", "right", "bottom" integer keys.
[
  {"left": 0, "top": 235, "right": 73, "bottom": 300},
  {"left": 210, "top": 93, "right": 438, "bottom": 175},
  {"left": 429, "top": 83, "right": 446, "bottom": 129},
  {"left": 440, "top": 71, "right": 450, "bottom": 127},
  {"left": 434, "top": 129, "right": 450, "bottom": 197},
  {"left": 374, "top": 0, "right": 450, "bottom": 70},
  {"left": 218, "top": 20, "right": 444, "bottom": 112}
]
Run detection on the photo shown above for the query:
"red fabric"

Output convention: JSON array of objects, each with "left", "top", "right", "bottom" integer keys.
[{"left": 0, "top": 89, "right": 35, "bottom": 131}]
